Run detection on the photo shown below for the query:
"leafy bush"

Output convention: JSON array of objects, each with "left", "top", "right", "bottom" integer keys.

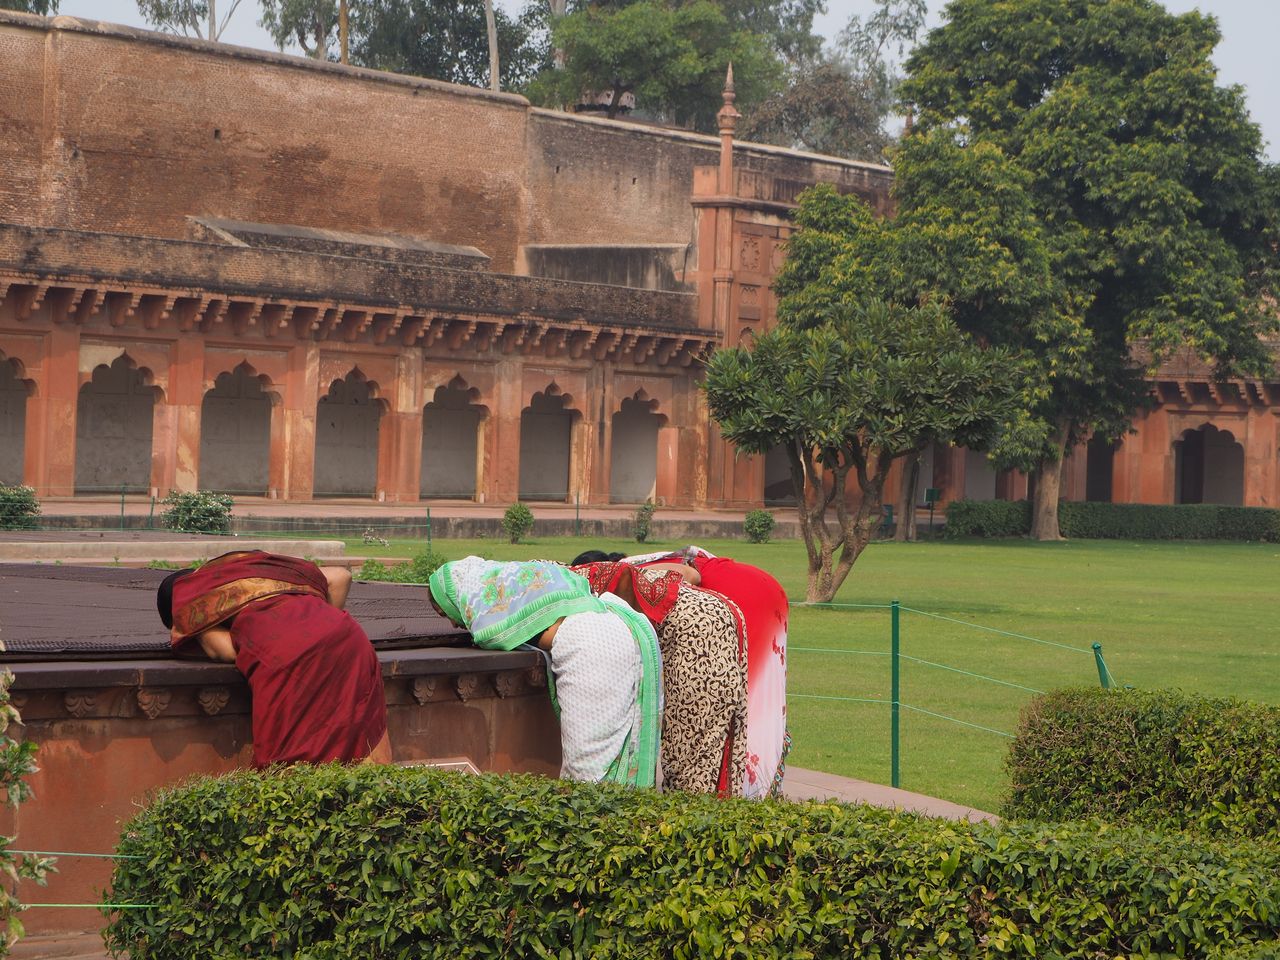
[
  {"left": 355, "top": 550, "right": 445, "bottom": 584},
  {"left": 632, "top": 500, "right": 656, "bottom": 543},
  {"left": 501, "top": 503, "right": 534, "bottom": 544},
  {"left": 160, "top": 490, "right": 233, "bottom": 535},
  {"left": 1006, "top": 688, "right": 1280, "bottom": 839},
  {"left": 944, "top": 498, "right": 1030, "bottom": 538},
  {"left": 1, "top": 668, "right": 53, "bottom": 952},
  {"left": 106, "top": 765, "right": 1280, "bottom": 959},
  {"left": 744, "top": 508, "right": 776, "bottom": 543},
  {"left": 945, "top": 499, "right": 1280, "bottom": 541},
  {"left": 0, "top": 484, "right": 39, "bottom": 531}
]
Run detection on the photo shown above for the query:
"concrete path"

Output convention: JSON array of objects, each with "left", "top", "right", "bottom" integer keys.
[{"left": 0, "top": 530, "right": 344, "bottom": 563}]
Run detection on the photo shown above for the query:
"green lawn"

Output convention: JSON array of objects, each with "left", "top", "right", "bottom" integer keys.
[{"left": 327, "top": 535, "right": 1280, "bottom": 811}]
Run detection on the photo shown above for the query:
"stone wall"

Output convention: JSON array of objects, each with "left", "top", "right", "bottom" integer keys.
[{"left": 0, "top": 11, "right": 892, "bottom": 277}]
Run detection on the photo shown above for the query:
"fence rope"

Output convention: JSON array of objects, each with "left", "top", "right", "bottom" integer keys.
[
  {"left": 897, "top": 606, "right": 1095, "bottom": 655},
  {"left": 790, "top": 694, "right": 892, "bottom": 705},
  {"left": 789, "top": 646, "right": 890, "bottom": 657},
  {"left": 899, "top": 703, "right": 1015, "bottom": 739},
  {"left": 790, "top": 601, "right": 895, "bottom": 610},
  {"left": 898, "top": 655, "right": 1047, "bottom": 694}
]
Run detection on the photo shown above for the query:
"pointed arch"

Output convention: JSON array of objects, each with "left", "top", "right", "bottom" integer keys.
[
  {"left": 422, "top": 374, "right": 487, "bottom": 499},
  {"left": 610, "top": 389, "right": 666, "bottom": 504},
  {"left": 75, "top": 354, "right": 158, "bottom": 494},
  {"left": 519, "top": 382, "right": 580, "bottom": 502},
  {"left": 199, "top": 362, "right": 274, "bottom": 495},
  {"left": 0, "top": 352, "right": 33, "bottom": 486},
  {"left": 1174, "top": 423, "right": 1243, "bottom": 505},
  {"left": 314, "top": 368, "right": 385, "bottom": 498}
]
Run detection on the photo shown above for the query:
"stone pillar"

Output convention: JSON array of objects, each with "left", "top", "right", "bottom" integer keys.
[
  {"left": 376, "top": 349, "right": 424, "bottom": 503},
  {"left": 1137, "top": 407, "right": 1173, "bottom": 504},
  {"left": 934, "top": 445, "right": 967, "bottom": 504},
  {"left": 150, "top": 336, "right": 204, "bottom": 495},
  {"left": 282, "top": 342, "right": 319, "bottom": 500},
  {"left": 1059, "top": 442, "right": 1088, "bottom": 501},
  {"left": 1242, "top": 405, "right": 1274, "bottom": 507},
  {"left": 588, "top": 367, "right": 613, "bottom": 507},
  {"left": 655, "top": 424, "right": 679, "bottom": 505},
  {"left": 27, "top": 326, "right": 79, "bottom": 496},
  {"left": 487, "top": 358, "right": 522, "bottom": 504}
]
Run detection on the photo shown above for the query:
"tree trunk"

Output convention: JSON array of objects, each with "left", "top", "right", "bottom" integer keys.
[
  {"left": 1031, "top": 425, "right": 1070, "bottom": 541},
  {"left": 484, "top": 0, "right": 500, "bottom": 91},
  {"left": 339, "top": 0, "right": 349, "bottom": 64},
  {"left": 894, "top": 451, "right": 920, "bottom": 542},
  {"left": 208, "top": 0, "right": 216, "bottom": 41}
]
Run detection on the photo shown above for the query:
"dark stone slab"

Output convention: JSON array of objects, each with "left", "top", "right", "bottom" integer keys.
[{"left": 0, "top": 564, "right": 468, "bottom": 660}]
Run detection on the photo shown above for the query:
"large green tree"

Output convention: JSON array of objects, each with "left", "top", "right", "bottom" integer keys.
[
  {"left": 531, "top": 0, "right": 781, "bottom": 130},
  {"left": 900, "top": 0, "right": 1280, "bottom": 539},
  {"left": 350, "top": 0, "right": 548, "bottom": 90},
  {"left": 136, "top": 0, "right": 243, "bottom": 40},
  {"left": 705, "top": 298, "right": 1024, "bottom": 601},
  {"left": 1, "top": 0, "right": 58, "bottom": 12}
]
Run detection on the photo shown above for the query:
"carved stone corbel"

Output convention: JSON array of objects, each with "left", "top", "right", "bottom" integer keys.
[
  {"left": 136, "top": 688, "right": 171, "bottom": 720},
  {"left": 197, "top": 686, "right": 230, "bottom": 716},
  {"left": 64, "top": 691, "right": 96, "bottom": 718},
  {"left": 412, "top": 677, "right": 438, "bottom": 705},
  {"left": 492, "top": 672, "right": 521, "bottom": 699},
  {"left": 453, "top": 674, "right": 482, "bottom": 702}
]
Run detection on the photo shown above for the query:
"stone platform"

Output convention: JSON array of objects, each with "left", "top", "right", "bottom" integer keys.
[{"left": 0, "top": 529, "right": 344, "bottom": 564}]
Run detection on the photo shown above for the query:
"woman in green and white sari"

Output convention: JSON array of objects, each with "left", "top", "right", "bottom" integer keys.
[{"left": 428, "top": 557, "right": 662, "bottom": 788}]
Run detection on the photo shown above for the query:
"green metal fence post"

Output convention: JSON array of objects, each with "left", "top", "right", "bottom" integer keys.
[
  {"left": 575, "top": 494, "right": 581, "bottom": 538},
  {"left": 891, "top": 599, "right": 901, "bottom": 789},
  {"left": 426, "top": 508, "right": 433, "bottom": 554},
  {"left": 1092, "top": 642, "right": 1112, "bottom": 690},
  {"left": 119, "top": 484, "right": 126, "bottom": 531},
  {"left": 147, "top": 496, "right": 155, "bottom": 530}
]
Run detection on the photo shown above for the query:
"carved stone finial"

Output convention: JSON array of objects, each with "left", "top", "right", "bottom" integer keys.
[
  {"left": 717, "top": 62, "right": 740, "bottom": 137},
  {"left": 136, "top": 688, "right": 171, "bottom": 720},
  {"left": 197, "top": 686, "right": 230, "bottom": 716}
]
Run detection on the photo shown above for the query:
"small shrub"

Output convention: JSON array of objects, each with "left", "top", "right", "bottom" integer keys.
[
  {"left": 1006, "top": 688, "right": 1280, "bottom": 839},
  {"left": 744, "top": 509, "right": 776, "bottom": 543},
  {"left": 355, "top": 550, "right": 445, "bottom": 585},
  {"left": 0, "top": 484, "right": 39, "bottom": 531},
  {"left": 632, "top": 500, "right": 656, "bottom": 543},
  {"left": 160, "top": 490, "right": 233, "bottom": 535},
  {"left": 502, "top": 503, "right": 534, "bottom": 544},
  {"left": 1, "top": 668, "right": 54, "bottom": 953},
  {"left": 107, "top": 765, "right": 1280, "bottom": 959}
]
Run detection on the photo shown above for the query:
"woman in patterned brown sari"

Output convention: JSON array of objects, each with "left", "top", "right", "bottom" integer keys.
[{"left": 571, "top": 558, "right": 748, "bottom": 797}]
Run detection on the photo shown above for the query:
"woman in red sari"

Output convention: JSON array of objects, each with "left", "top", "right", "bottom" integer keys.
[{"left": 158, "top": 550, "right": 390, "bottom": 768}]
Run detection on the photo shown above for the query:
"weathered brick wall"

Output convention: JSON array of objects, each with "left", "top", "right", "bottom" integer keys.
[{"left": 0, "top": 12, "right": 893, "bottom": 277}]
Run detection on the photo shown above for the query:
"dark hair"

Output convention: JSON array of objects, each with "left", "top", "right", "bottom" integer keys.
[
  {"left": 156, "top": 568, "right": 195, "bottom": 629},
  {"left": 569, "top": 550, "right": 627, "bottom": 566}
]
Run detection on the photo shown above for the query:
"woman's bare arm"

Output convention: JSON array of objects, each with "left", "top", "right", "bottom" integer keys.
[
  {"left": 195, "top": 626, "right": 236, "bottom": 663},
  {"left": 642, "top": 562, "right": 701, "bottom": 586},
  {"left": 321, "top": 566, "right": 353, "bottom": 609}
]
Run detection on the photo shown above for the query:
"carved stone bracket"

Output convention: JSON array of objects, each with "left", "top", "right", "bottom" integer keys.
[
  {"left": 492, "top": 672, "right": 522, "bottom": 699},
  {"left": 64, "top": 691, "right": 95, "bottom": 718},
  {"left": 453, "top": 674, "right": 482, "bottom": 702},
  {"left": 525, "top": 662, "right": 547, "bottom": 690},
  {"left": 197, "top": 686, "right": 230, "bottom": 716},
  {"left": 412, "top": 677, "right": 438, "bottom": 705},
  {"left": 136, "top": 688, "right": 171, "bottom": 720}
]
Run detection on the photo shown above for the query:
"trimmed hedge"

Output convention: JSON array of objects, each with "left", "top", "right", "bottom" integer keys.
[
  {"left": 106, "top": 765, "right": 1280, "bottom": 959},
  {"left": 946, "top": 499, "right": 1280, "bottom": 541},
  {"left": 1006, "top": 688, "right": 1280, "bottom": 839}
]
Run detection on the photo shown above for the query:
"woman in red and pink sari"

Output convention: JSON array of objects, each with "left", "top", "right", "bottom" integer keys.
[
  {"left": 579, "top": 547, "right": 791, "bottom": 799},
  {"left": 158, "top": 550, "right": 390, "bottom": 768}
]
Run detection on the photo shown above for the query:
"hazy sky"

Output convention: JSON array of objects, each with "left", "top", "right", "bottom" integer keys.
[{"left": 58, "top": 0, "right": 1277, "bottom": 159}]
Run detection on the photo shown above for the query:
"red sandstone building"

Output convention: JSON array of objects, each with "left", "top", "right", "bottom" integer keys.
[{"left": 1, "top": 11, "right": 1277, "bottom": 513}]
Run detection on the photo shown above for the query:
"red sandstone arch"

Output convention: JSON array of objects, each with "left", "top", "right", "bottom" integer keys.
[
  {"left": 0, "top": 351, "right": 33, "bottom": 486},
  {"left": 422, "top": 374, "right": 489, "bottom": 500},
  {"left": 204, "top": 355, "right": 286, "bottom": 404},
  {"left": 74, "top": 354, "right": 159, "bottom": 494},
  {"left": 1173, "top": 423, "right": 1244, "bottom": 506},
  {"left": 519, "top": 382, "right": 581, "bottom": 502},
  {"left": 199, "top": 363, "right": 276, "bottom": 495},
  {"left": 314, "top": 369, "right": 386, "bottom": 498}
]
